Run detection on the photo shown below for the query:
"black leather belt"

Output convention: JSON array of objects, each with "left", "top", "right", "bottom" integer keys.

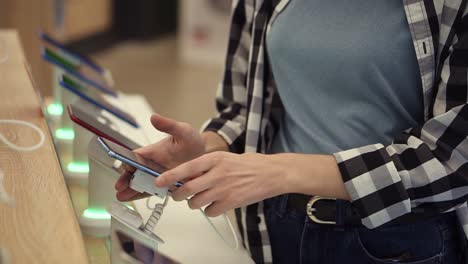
[{"left": 287, "top": 194, "right": 438, "bottom": 226}]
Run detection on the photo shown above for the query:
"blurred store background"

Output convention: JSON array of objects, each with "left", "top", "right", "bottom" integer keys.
[{"left": 0, "top": 0, "right": 232, "bottom": 128}]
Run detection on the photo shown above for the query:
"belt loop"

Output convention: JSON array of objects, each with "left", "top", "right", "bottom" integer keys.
[
  {"left": 277, "top": 194, "right": 289, "bottom": 218},
  {"left": 335, "top": 200, "right": 345, "bottom": 230}
]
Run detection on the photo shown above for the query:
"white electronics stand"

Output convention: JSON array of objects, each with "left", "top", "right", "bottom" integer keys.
[
  {"left": 50, "top": 92, "right": 253, "bottom": 263},
  {"left": 110, "top": 94, "right": 253, "bottom": 264}
]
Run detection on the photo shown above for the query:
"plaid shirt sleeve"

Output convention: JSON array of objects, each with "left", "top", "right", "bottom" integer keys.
[
  {"left": 201, "top": 0, "right": 253, "bottom": 154},
  {"left": 334, "top": 10, "right": 468, "bottom": 229}
]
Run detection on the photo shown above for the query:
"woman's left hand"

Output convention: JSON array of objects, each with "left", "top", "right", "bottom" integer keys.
[{"left": 155, "top": 152, "right": 289, "bottom": 217}]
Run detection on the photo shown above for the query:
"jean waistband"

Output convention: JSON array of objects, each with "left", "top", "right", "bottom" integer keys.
[{"left": 265, "top": 194, "right": 457, "bottom": 228}]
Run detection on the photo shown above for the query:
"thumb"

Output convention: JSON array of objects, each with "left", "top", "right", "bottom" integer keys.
[{"left": 150, "top": 113, "right": 189, "bottom": 139}]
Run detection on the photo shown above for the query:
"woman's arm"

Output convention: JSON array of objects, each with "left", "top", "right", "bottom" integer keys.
[
  {"left": 156, "top": 9, "right": 468, "bottom": 223},
  {"left": 154, "top": 151, "right": 350, "bottom": 217},
  {"left": 201, "top": 1, "right": 254, "bottom": 154}
]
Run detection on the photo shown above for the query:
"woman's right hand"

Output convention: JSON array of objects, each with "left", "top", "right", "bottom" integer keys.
[{"left": 115, "top": 113, "right": 206, "bottom": 202}]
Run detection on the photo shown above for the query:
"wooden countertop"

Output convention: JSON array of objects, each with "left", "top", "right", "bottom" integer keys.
[{"left": 0, "top": 29, "right": 88, "bottom": 263}]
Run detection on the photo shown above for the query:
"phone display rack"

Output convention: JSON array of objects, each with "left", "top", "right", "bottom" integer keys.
[
  {"left": 41, "top": 45, "right": 118, "bottom": 235},
  {"left": 79, "top": 136, "right": 121, "bottom": 236}
]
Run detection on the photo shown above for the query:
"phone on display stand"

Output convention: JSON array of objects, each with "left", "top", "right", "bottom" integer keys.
[
  {"left": 67, "top": 104, "right": 141, "bottom": 150},
  {"left": 97, "top": 137, "right": 183, "bottom": 188},
  {"left": 60, "top": 75, "right": 139, "bottom": 128},
  {"left": 114, "top": 230, "right": 180, "bottom": 264},
  {"left": 39, "top": 31, "right": 104, "bottom": 73},
  {"left": 40, "top": 38, "right": 116, "bottom": 96}
]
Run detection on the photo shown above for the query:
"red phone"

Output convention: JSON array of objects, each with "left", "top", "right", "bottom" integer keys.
[{"left": 67, "top": 104, "right": 141, "bottom": 150}]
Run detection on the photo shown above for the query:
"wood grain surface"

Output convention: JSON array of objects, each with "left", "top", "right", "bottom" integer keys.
[{"left": 0, "top": 30, "right": 88, "bottom": 264}]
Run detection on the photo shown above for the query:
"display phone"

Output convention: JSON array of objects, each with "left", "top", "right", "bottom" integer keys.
[
  {"left": 39, "top": 32, "right": 103, "bottom": 72},
  {"left": 97, "top": 137, "right": 183, "bottom": 187},
  {"left": 39, "top": 32, "right": 116, "bottom": 96},
  {"left": 60, "top": 74, "right": 139, "bottom": 128},
  {"left": 115, "top": 230, "right": 181, "bottom": 264},
  {"left": 67, "top": 104, "right": 141, "bottom": 150}
]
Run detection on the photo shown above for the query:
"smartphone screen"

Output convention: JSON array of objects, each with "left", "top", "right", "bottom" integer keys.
[
  {"left": 41, "top": 44, "right": 116, "bottom": 96},
  {"left": 67, "top": 104, "right": 141, "bottom": 150},
  {"left": 60, "top": 75, "right": 139, "bottom": 128},
  {"left": 98, "top": 137, "right": 165, "bottom": 175},
  {"left": 115, "top": 231, "right": 181, "bottom": 264}
]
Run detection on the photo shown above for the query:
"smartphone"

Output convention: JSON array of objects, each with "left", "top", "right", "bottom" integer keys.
[
  {"left": 67, "top": 104, "right": 141, "bottom": 150},
  {"left": 39, "top": 31, "right": 104, "bottom": 73},
  {"left": 97, "top": 137, "right": 183, "bottom": 187},
  {"left": 60, "top": 74, "right": 139, "bottom": 128},
  {"left": 115, "top": 230, "right": 181, "bottom": 264},
  {"left": 41, "top": 45, "right": 116, "bottom": 96}
]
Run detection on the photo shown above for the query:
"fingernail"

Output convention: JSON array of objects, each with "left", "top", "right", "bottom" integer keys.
[
  {"left": 115, "top": 181, "right": 122, "bottom": 190},
  {"left": 155, "top": 177, "right": 163, "bottom": 187}
]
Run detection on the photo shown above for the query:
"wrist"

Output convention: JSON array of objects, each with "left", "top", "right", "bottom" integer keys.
[
  {"left": 269, "top": 153, "right": 305, "bottom": 194},
  {"left": 271, "top": 153, "right": 350, "bottom": 200},
  {"left": 201, "top": 131, "right": 229, "bottom": 153}
]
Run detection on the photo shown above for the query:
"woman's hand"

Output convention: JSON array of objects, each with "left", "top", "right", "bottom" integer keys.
[
  {"left": 155, "top": 152, "right": 350, "bottom": 217},
  {"left": 115, "top": 113, "right": 206, "bottom": 201},
  {"left": 155, "top": 152, "right": 290, "bottom": 217}
]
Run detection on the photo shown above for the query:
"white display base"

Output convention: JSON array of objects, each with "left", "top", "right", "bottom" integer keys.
[
  {"left": 55, "top": 137, "right": 86, "bottom": 185},
  {"left": 45, "top": 108, "right": 61, "bottom": 124},
  {"left": 79, "top": 214, "right": 111, "bottom": 237},
  {"left": 79, "top": 137, "right": 122, "bottom": 237},
  {"left": 62, "top": 122, "right": 95, "bottom": 187},
  {"left": 50, "top": 120, "right": 90, "bottom": 186},
  {"left": 55, "top": 133, "right": 73, "bottom": 150},
  {"left": 63, "top": 170, "right": 88, "bottom": 186},
  {"left": 60, "top": 88, "right": 75, "bottom": 130},
  {"left": 73, "top": 122, "right": 94, "bottom": 162}
]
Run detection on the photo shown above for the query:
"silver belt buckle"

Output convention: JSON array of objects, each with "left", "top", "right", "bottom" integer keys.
[{"left": 306, "top": 196, "right": 336, "bottom": 225}]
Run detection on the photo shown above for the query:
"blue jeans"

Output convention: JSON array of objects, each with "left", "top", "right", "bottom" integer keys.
[{"left": 264, "top": 195, "right": 462, "bottom": 264}]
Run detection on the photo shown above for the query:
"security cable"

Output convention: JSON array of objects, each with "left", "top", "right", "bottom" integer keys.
[{"left": 145, "top": 196, "right": 240, "bottom": 250}]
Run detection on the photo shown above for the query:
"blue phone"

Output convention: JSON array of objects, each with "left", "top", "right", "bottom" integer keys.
[
  {"left": 98, "top": 137, "right": 183, "bottom": 187},
  {"left": 40, "top": 35, "right": 117, "bottom": 96},
  {"left": 60, "top": 74, "right": 139, "bottom": 128},
  {"left": 39, "top": 31, "right": 104, "bottom": 73}
]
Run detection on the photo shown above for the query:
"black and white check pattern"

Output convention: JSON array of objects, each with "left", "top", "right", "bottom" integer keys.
[{"left": 202, "top": 0, "right": 468, "bottom": 263}]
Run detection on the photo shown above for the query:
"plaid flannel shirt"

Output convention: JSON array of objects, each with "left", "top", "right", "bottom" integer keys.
[{"left": 202, "top": 0, "right": 468, "bottom": 263}]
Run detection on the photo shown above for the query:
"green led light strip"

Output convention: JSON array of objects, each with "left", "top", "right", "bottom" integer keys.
[
  {"left": 55, "top": 128, "right": 75, "bottom": 140},
  {"left": 82, "top": 208, "right": 111, "bottom": 220},
  {"left": 67, "top": 161, "right": 89, "bottom": 174},
  {"left": 47, "top": 103, "right": 63, "bottom": 116}
]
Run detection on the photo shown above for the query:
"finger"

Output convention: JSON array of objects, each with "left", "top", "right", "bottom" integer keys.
[
  {"left": 155, "top": 153, "right": 220, "bottom": 187},
  {"left": 115, "top": 167, "right": 135, "bottom": 191},
  {"left": 168, "top": 185, "right": 178, "bottom": 193},
  {"left": 171, "top": 171, "right": 217, "bottom": 201},
  {"left": 204, "top": 200, "right": 232, "bottom": 217},
  {"left": 116, "top": 189, "right": 149, "bottom": 202},
  {"left": 150, "top": 113, "right": 190, "bottom": 139},
  {"left": 186, "top": 188, "right": 219, "bottom": 209},
  {"left": 121, "top": 163, "right": 135, "bottom": 172},
  {"left": 133, "top": 142, "right": 160, "bottom": 157},
  {"left": 116, "top": 188, "right": 139, "bottom": 201}
]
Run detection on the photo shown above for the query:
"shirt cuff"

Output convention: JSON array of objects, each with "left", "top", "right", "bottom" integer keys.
[
  {"left": 333, "top": 143, "right": 411, "bottom": 228},
  {"left": 201, "top": 118, "right": 246, "bottom": 154}
]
